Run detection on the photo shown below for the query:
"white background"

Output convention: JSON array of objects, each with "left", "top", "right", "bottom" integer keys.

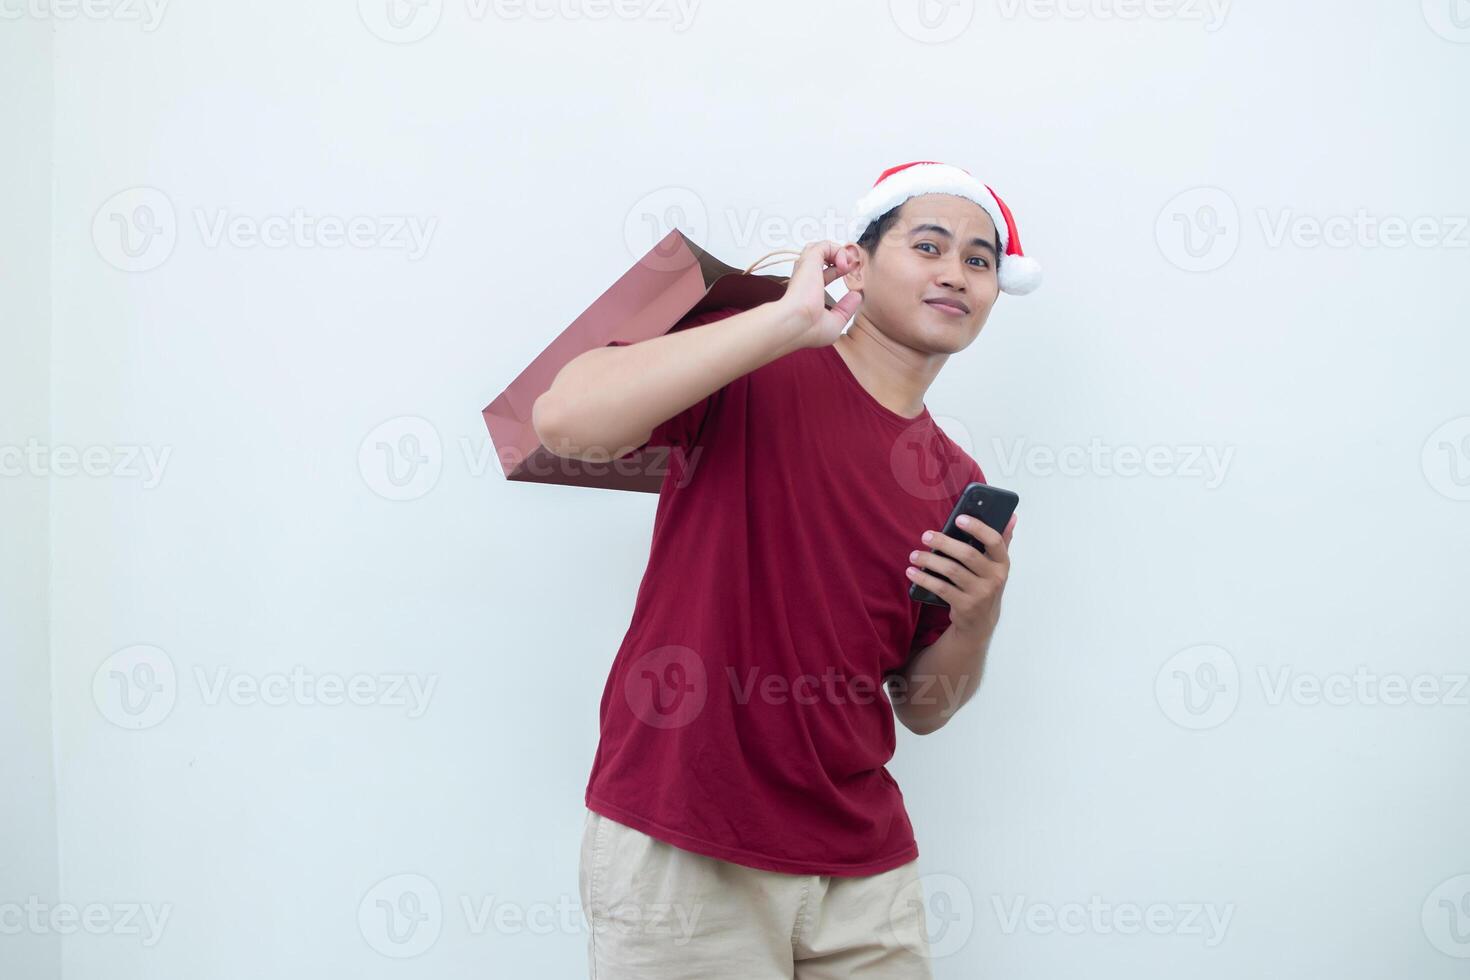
[{"left": 3, "top": 1, "right": 1468, "bottom": 977}]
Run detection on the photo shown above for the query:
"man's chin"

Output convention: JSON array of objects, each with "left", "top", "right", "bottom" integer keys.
[
  {"left": 864, "top": 307, "right": 978, "bottom": 354},
  {"left": 909, "top": 318, "right": 977, "bottom": 355}
]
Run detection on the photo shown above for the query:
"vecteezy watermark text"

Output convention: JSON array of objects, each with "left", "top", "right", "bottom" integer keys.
[
  {"left": 93, "top": 645, "right": 439, "bottom": 730},
  {"left": 0, "top": 0, "right": 168, "bottom": 29},
  {"left": 93, "top": 188, "right": 437, "bottom": 272},
  {"left": 990, "top": 437, "right": 1234, "bottom": 488},
  {"left": 994, "top": 0, "right": 1229, "bottom": 30},
  {"left": 1156, "top": 644, "right": 1469, "bottom": 730},
  {"left": 989, "top": 894, "right": 1234, "bottom": 946},
  {"left": 356, "top": 416, "right": 705, "bottom": 502},
  {"left": 0, "top": 440, "right": 171, "bottom": 488},
  {"left": 0, "top": 898, "right": 172, "bottom": 947},
  {"left": 1157, "top": 187, "right": 1470, "bottom": 272},
  {"left": 358, "top": 0, "right": 699, "bottom": 44},
  {"left": 357, "top": 873, "right": 704, "bottom": 958}
]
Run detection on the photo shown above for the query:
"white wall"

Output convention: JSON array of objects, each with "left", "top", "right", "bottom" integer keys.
[
  {"left": 16, "top": 1, "right": 1470, "bottom": 977},
  {"left": 0, "top": 14, "right": 61, "bottom": 980}
]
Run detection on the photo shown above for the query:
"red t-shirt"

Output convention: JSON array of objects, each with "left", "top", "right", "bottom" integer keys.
[{"left": 584, "top": 305, "right": 986, "bottom": 877}]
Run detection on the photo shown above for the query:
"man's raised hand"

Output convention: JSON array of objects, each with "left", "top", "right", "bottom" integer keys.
[{"left": 776, "top": 241, "right": 864, "bottom": 350}]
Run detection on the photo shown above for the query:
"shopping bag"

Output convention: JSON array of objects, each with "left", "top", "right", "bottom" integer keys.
[{"left": 482, "top": 228, "right": 835, "bottom": 494}]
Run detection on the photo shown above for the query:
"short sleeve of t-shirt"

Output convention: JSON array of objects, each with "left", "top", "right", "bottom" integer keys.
[
  {"left": 906, "top": 458, "right": 991, "bottom": 654},
  {"left": 604, "top": 305, "right": 746, "bottom": 457}
]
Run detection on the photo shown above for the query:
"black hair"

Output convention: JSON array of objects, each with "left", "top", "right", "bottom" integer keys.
[{"left": 856, "top": 200, "right": 1002, "bottom": 273}]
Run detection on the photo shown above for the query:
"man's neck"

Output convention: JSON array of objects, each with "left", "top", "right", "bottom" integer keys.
[{"left": 832, "top": 319, "right": 945, "bottom": 420}]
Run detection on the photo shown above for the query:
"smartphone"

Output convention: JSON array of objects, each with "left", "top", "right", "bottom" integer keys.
[{"left": 909, "top": 482, "right": 1020, "bottom": 608}]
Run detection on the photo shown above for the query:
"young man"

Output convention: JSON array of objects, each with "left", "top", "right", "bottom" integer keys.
[{"left": 534, "top": 161, "right": 1041, "bottom": 978}]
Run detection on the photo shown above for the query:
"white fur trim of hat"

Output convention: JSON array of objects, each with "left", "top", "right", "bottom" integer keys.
[{"left": 848, "top": 160, "right": 1042, "bottom": 296}]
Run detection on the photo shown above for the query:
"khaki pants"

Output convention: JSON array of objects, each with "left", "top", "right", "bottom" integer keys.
[{"left": 578, "top": 808, "right": 933, "bottom": 979}]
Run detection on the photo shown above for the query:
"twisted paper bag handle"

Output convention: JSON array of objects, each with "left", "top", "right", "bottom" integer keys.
[{"left": 742, "top": 248, "right": 803, "bottom": 277}]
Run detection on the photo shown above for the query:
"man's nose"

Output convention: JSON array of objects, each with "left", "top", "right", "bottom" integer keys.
[
  {"left": 936, "top": 269, "right": 966, "bottom": 291},
  {"left": 938, "top": 256, "right": 968, "bottom": 289}
]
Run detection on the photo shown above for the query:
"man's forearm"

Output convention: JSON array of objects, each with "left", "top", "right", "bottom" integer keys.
[
  {"left": 533, "top": 300, "right": 805, "bottom": 460},
  {"left": 888, "top": 616, "right": 998, "bottom": 736}
]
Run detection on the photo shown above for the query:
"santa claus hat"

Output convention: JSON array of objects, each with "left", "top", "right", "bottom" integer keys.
[{"left": 849, "top": 160, "right": 1042, "bottom": 296}]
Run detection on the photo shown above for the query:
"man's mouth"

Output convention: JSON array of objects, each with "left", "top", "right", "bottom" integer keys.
[{"left": 923, "top": 299, "right": 969, "bottom": 316}]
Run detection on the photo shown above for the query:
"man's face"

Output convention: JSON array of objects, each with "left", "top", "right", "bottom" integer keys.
[{"left": 843, "top": 193, "right": 1001, "bottom": 354}]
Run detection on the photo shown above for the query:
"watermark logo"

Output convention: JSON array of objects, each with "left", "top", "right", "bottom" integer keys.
[
  {"left": 889, "top": 414, "right": 978, "bottom": 502},
  {"left": 93, "top": 645, "right": 178, "bottom": 730},
  {"left": 889, "top": 0, "right": 975, "bottom": 43},
  {"left": 1156, "top": 187, "right": 1240, "bottom": 273},
  {"left": 623, "top": 644, "right": 707, "bottom": 729},
  {"left": 358, "top": 0, "right": 444, "bottom": 42},
  {"left": 1154, "top": 643, "right": 1240, "bottom": 730},
  {"left": 1422, "top": 0, "right": 1470, "bottom": 43},
  {"left": 359, "top": 416, "right": 444, "bottom": 501},
  {"left": 624, "top": 186, "right": 710, "bottom": 272},
  {"left": 93, "top": 187, "right": 177, "bottom": 273},
  {"left": 1422, "top": 416, "right": 1470, "bottom": 501},
  {"left": 359, "top": 873, "right": 443, "bottom": 957},
  {"left": 1423, "top": 874, "right": 1470, "bottom": 958},
  {"left": 892, "top": 872, "right": 975, "bottom": 958}
]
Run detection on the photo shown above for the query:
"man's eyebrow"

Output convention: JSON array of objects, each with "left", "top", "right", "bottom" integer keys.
[{"left": 908, "top": 223, "right": 996, "bottom": 255}]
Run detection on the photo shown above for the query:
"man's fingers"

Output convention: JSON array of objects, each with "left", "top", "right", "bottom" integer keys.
[
  {"left": 925, "top": 528, "right": 997, "bottom": 569},
  {"left": 811, "top": 240, "right": 850, "bottom": 270},
  {"left": 910, "top": 545, "right": 976, "bottom": 587},
  {"left": 828, "top": 289, "right": 862, "bottom": 322},
  {"left": 956, "top": 517, "right": 1009, "bottom": 563},
  {"left": 905, "top": 564, "right": 954, "bottom": 601},
  {"left": 823, "top": 263, "right": 845, "bottom": 285}
]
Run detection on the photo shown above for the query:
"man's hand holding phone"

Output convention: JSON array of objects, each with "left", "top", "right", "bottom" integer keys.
[{"left": 906, "top": 509, "right": 1017, "bottom": 639}]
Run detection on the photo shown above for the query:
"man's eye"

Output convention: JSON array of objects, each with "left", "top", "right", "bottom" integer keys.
[
  {"left": 915, "top": 242, "right": 937, "bottom": 253},
  {"left": 968, "top": 257, "right": 990, "bottom": 268}
]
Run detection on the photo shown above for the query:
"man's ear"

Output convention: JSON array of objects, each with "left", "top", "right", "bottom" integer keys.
[{"left": 842, "top": 243, "right": 866, "bottom": 292}]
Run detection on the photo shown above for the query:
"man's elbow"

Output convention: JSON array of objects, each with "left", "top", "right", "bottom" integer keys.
[
  {"left": 531, "top": 389, "right": 647, "bottom": 461},
  {"left": 531, "top": 389, "right": 593, "bottom": 459},
  {"left": 889, "top": 681, "right": 950, "bottom": 736},
  {"left": 531, "top": 390, "right": 573, "bottom": 458},
  {"left": 898, "top": 714, "right": 948, "bottom": 737}
]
